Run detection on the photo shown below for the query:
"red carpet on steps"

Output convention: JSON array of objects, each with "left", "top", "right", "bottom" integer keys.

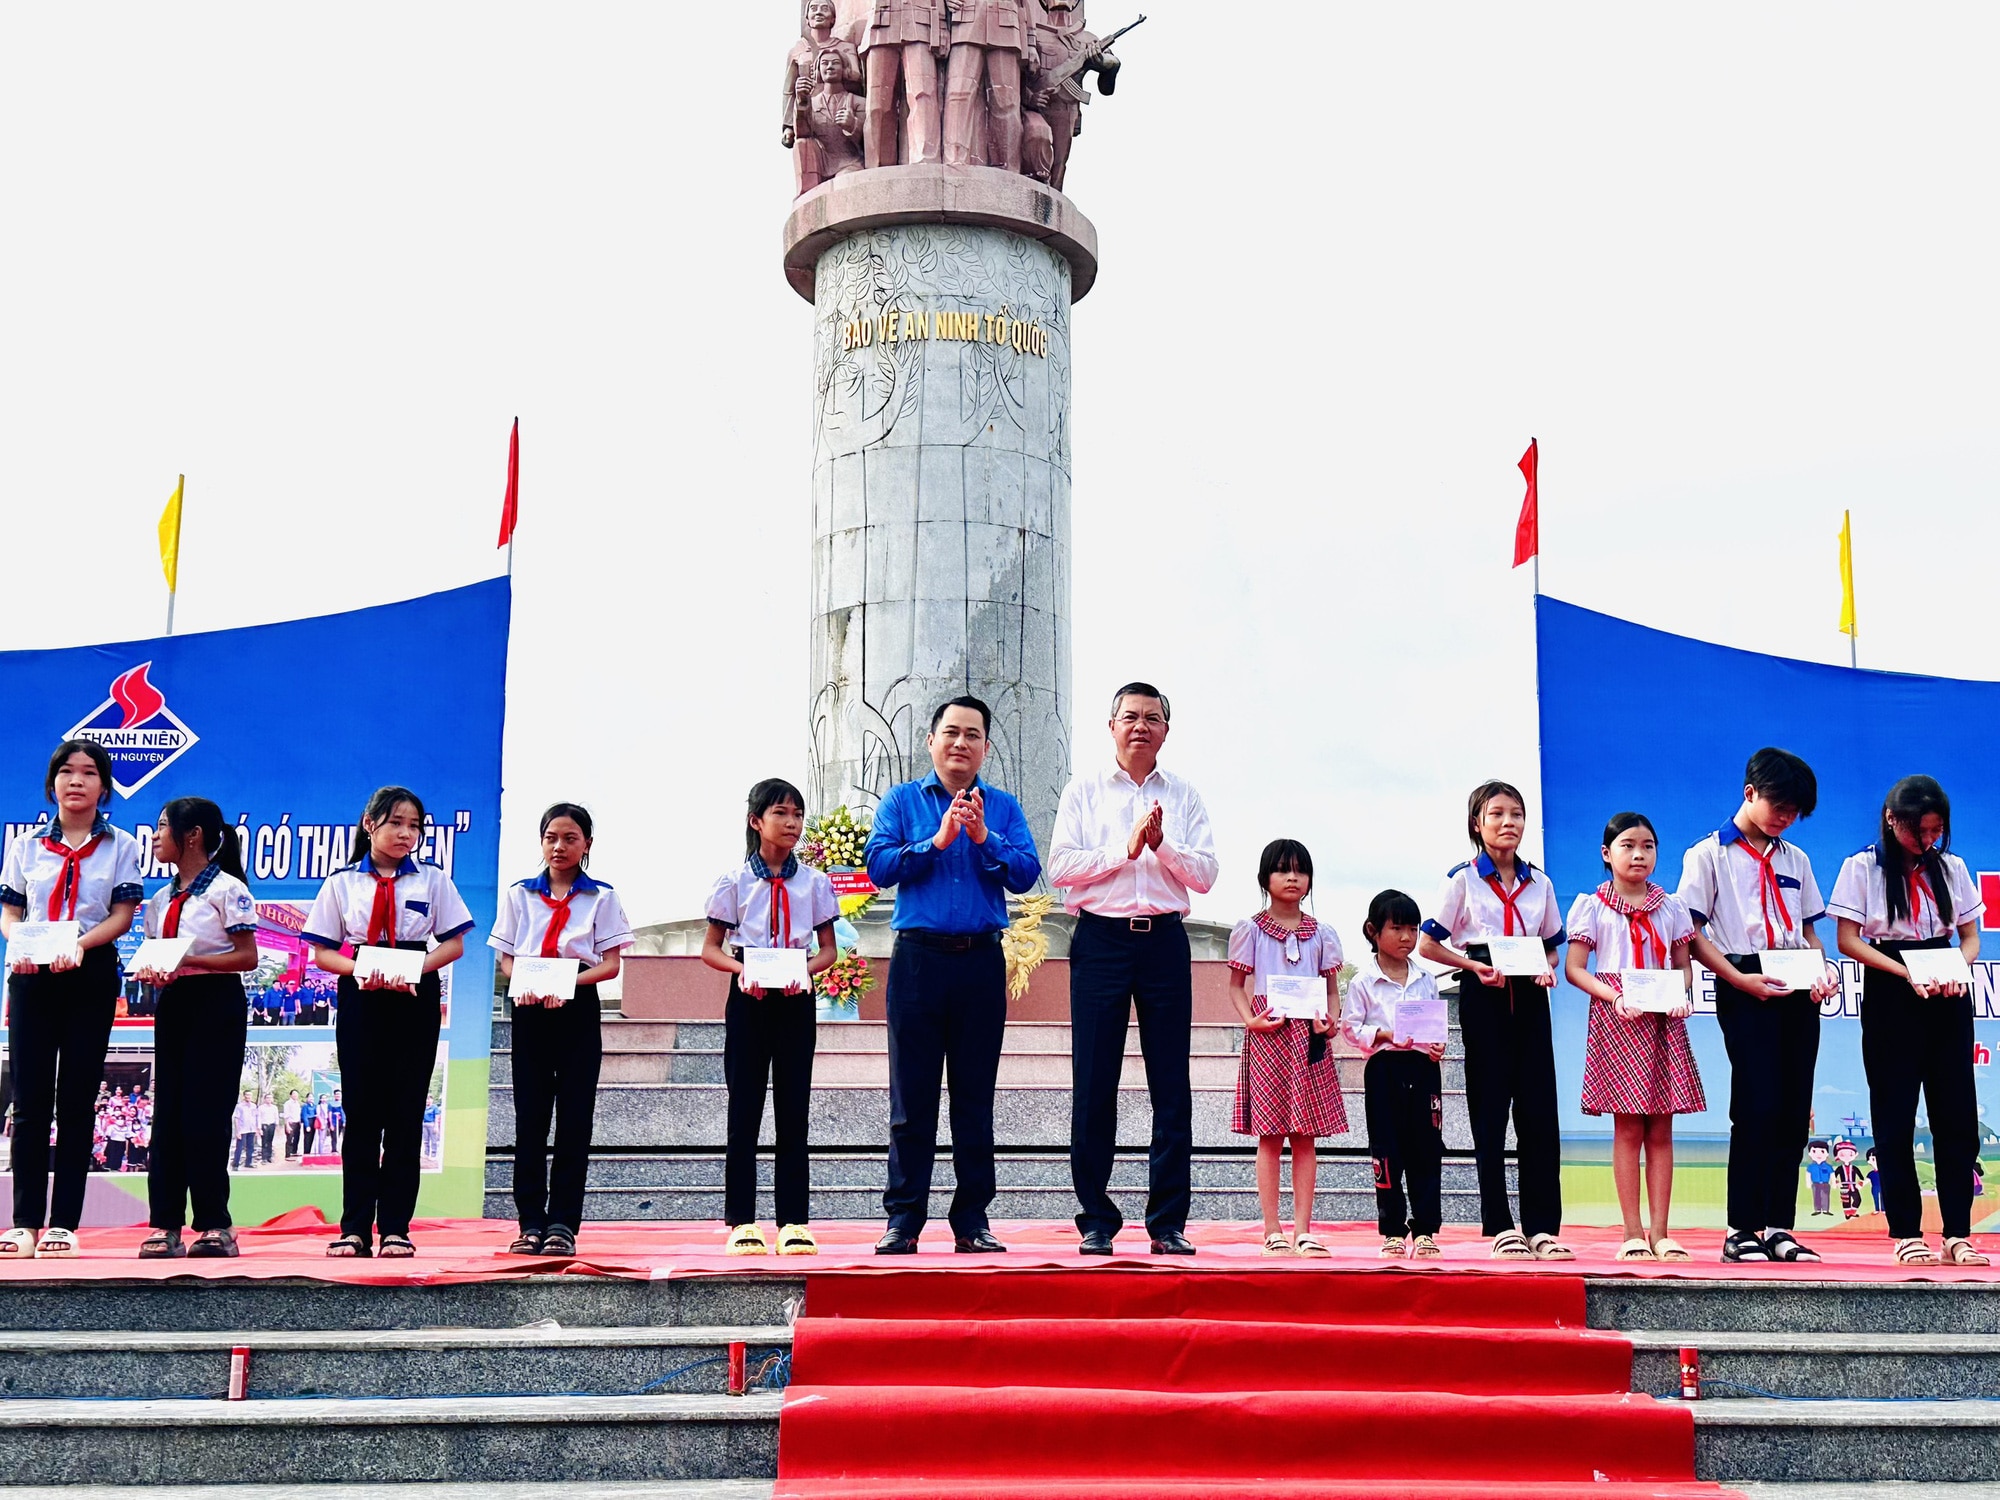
[{"left": 776, "top": 1270, "right": 1745, "bottom": 1500}]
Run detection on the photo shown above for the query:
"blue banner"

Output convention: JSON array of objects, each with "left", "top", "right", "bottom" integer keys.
[
  {"left": 1537, "top": 596, "right": 2000, "bottom": 1230},
  {"left": 0, "top": 580, "right": 507, "bottom": 1224}
]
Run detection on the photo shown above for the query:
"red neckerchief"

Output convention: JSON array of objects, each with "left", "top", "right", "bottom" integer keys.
[
  {"left": 1483, "top": 866, "right": 1530, "bottom": 936},
  {"left": 767, "top": 877, "right": 792, "bottom": 950},
  {"left": 162, "top": 888, "right": 192, "bottom": 939},
  {"left": 538, "top": 887, "right": 576, "bottom": 958},
  {"left": 1732, "top": 834, "right": 1795, "bottom": 942},
  {"left": 1908, "top": 864, "right": 1936, "bottom": 933},
  {"left": 1595, "top": 881, "right": 1671, "bottom": 968},
  {"left": 365, "top": 870, "right": 400, "bottom": 947},
  {"left": 41, "top": 833, "right": 104, "bottom": 921}
]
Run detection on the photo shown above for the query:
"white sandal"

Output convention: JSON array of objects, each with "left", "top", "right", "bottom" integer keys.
[
  {"left": 1262, "top": 1232, "right": 1296, "bottom": 1257},
  {"left": 1490, "top": 1229, "right": 1533, "bottom": 1259},
  {"left": 1650, "top": 1236, "right": 1692, "bottom": 1263},
  {"left": 1379, "top": 1235, "right": 1409, "bottom": 1259},
  {"left": 0, "top": 1229, "right": 35, "bottom": 1257},
  {"left": 1943, "top": 1237, "right": 1991, "bottom": 1267},
  {"left": 1411, "top": 1234, "right": 1443, "bottom": 1259},
  {"left": 1530, "top": 1233, "right": 1576, "bottom": 1262},
  {"left": 1294, "top": 1233, "right": 1331, "bottom": 1258},
  {"left": 1893, "top": 1236, "right": 1939, "bottom": 1266},
  {"left": 34, "top": 1228, "right": 78, "bottom": 1259},
  {"left": 1616, "top": 1237, "right": 1657, "bottom": 1262}
]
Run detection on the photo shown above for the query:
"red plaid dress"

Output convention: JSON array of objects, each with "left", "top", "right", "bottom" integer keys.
[
  {"left": 1228, "top": 912, "right": 1350, "bottom": 1137},
  {"left": 1569, "top": 883, "right": 1706, "bottom": 1116}
]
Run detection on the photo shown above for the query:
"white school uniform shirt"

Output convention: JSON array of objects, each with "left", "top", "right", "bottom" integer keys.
[
  {"left": 1341, "top": 955, "right": 1444, "bottom": 1058},
  {"left": 706, "top": 854, "right": 839, "bottom": 950},
  {"left": 258, "top": 1101, "right": 279, "bottom": 1128},
  {"left": 1826, "top": 847, "right": 1984, "bottom": 943},
  {"left": 1564, "top": 886, "right": 1695, "bottom": 969},
  {"left": 1421, "top": 852, "right": 1565, "bottom": 950},
  {"left": 1046, "top": 764, "right": 1219, "bottom": 918},
  {"left": 489, "top": 869, "right": 637, "bottom": 963},
  {"left": 301, "top": 856, "right": 476, "bottom": 951},
  {"left": 1675, "top": 821, "right": 1825, "bottom": 954},
  {"left": 143, "top": 860, "right": 259, "bottom": 958},
  {"left": 0, "top": 812, "right": 145, "bottom": 929}
]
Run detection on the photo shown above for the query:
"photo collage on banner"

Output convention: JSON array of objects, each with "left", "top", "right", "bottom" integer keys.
[
  {"left": 1538, "top": 596, "right": 2000, "bottom": 1232},
  {"left": 0, "top": 580, "right": 507, "bottom": 1229}
]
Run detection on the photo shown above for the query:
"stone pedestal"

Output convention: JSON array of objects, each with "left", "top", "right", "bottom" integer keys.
[{"left": 783, "top": 165, "right": 1098, "bottom": 857}]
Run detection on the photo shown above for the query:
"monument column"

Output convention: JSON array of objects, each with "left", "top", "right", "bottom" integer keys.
[{"left": 783, "top": 168, "right": 1098, "bottom": 858}]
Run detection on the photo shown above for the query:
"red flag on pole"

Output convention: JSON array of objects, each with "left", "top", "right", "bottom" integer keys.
[
  {"left": 1513, "top": 438, "right": 1539, "bottom": 568},
  {"left": 497, "top": 417, "right": 520, "bottom": 548}
]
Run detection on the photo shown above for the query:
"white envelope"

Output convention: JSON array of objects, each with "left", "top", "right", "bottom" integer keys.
[
  {"left": 1487, "top": 936, "right": 1549, "bottom": 977},
  {"left": 6, "top": 921, "right": 81, "bottom": 968},
  {"left": 1755, "top": 949, "right": 1827, "bottom": 993},
  {"left": 1901, "top": 947, "right": 1974, "bottom": 988},
  {"left": 742, "top": 946, "right": 811, "bottom": 991},
  {"left": 353, "top": 946, "right": 425, "bottom": 989},
  {"left": 509, "top": 956, "right": 580, "bottom": 1001},
  {"left": 1617, "top": 969, "right": 1689, "bottom": 1013},
  {"left": 1264, "top": 975, "right": 1328, "bottom": 1020},
  {"left": 1396, "top": 991, "right": 1448, "bottom": 1047},
  {"left": 131, "top": 937, "right": 195, "bottom": 978}
]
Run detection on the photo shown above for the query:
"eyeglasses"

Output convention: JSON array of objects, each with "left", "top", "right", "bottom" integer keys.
[{"left": 1114, "top": 712, "right": 1166, "bottom": 728}]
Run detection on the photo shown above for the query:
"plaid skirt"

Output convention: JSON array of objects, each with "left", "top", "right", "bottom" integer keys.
[
  {"left": 1232, "top": 1017, "right": 1349, "bottom": 1137},
  {"left": 1579, "top": 1001, "right": 1706, "bottom": 1116}
]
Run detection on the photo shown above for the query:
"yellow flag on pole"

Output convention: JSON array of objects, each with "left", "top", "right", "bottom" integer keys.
[
  {"left": 158, "top": 476, "right": 184, "bottom": 593},
  {"left": 1837, "top": 510, "right": 1857, "bottom": 638}
]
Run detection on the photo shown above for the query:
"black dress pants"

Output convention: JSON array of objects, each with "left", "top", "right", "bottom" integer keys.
[
  {"left": 8, "top": 946, "right": 118, "bottom": 1231},
  {"left": 1365, "top": 1050, "right": 1445, "bottom": 1237},
  {"left": 148, "top": 973, "right": 246, "bottom": 1232},
  {"left": 510, "top": 982, "right": 603, "bottom": 1233},
  {"left": 723, "top": 979, "right": 816, "bottom": 1226},
  {"left": 1863, "top": 940, "right": 1978, "bottom": 1240},
  {"left": 1714, "top": 959, "right": 1820, "bottom": 1232},
  {"left": 1069, "top": 913, "right": 1193, "bottom": 1238},
  {"left": 1457, "top": 960, "right": 1562, "bottom": 1238},
  {"left": 334, "top": 964, "right": 443, "bottom": 1240},
  {"left": 883, "top": 935, "right": 1007, "bottom": 1237}
]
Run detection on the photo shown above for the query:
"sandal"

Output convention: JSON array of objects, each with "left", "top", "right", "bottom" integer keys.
[
  {"left": 1490, "top": 1229, "right": 1533, "bottom": 1259},
  {"left": 326, "top": 1233, "right": 372, "bottom": 1258},
  {"left": 1530, "top": 1233, "right": 1575, "bottom": 1262},
  {"left": 726, "top": 1223, "right": 769, "bottom": 1257},
  {"left": 777, "top": 1224, "right": 818, "bottom": 1256},
  {"left": 0, "top": 1229, "right": 35, "bottom": 1257},
  {"left": 1650, "top": 1236, "right": 1692, "bottom": 1263},
  {"left": 539, "top": 1225, "right": 577, "bottom": 1257},
  {"left": 1722, "top": 1230, "right": 1772, "bottom": 1262},
  {"left": 34, "top": 1228, "right": 78, "bottom": 1259},
  {"left": 1411, "top": 1235, "right": 1442, "bottom": 1259},
  {"left": 1943, "top": 1238, "right": 1992, "bottom": 1267},
  {"left": 188, "top": 1229, "right": 239, "bottom": 1259},
  {"left": 1294, "top": 1234, "right": 1331, "bottom": 1259},
  {"left": 1262, "top": 1232, "right": 1297, "bottom": 1257},
  {"left": 139, "top": 1229, "right": 186, "bottom": 1260},
  {"left": 377, "top": 1234, "right": 416, "bottom": 1258},
  {"left": 1616, "top": 1237, "right": 1657, "bottom": 1262},
  {"left": 508, "top": 1231, "right": 544, "bottom": 1256},
  {"left": 1894, "top": 1236, "right": 1940, "bottom": 1266},
  {"left": 1761, "top": 1230, "right": 1820, "bottom": 1263},
  {"left": 1379, "top": 1235, "right": 1409, "bottom": 1259}
]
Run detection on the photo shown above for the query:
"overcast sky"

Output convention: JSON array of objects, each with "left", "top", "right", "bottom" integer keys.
[{"left": 4, "top": 3, "right": 1996, "bottom": 942}]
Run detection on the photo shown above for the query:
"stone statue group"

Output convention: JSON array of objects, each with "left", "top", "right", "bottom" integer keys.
[{"left": 783, "top": 0, "right": 1136, "bottom": 198}]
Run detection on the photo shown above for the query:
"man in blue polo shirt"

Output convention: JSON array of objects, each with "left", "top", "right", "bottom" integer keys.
[{"left": 863, "top": 695, "right": 1042, "bottom": 1254}]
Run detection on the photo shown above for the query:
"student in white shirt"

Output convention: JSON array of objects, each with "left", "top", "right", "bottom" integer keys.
[
  {"left": 1416, "top": 779, "right": 1570, "bottom": 1261},
  {"left": 1048, "top": 682, "right": 1219, "bottom": 1257},
  {"left": 490, "top": 803, "right": 635, "bottom": 1259},
  {"left": 1829, "top": 775, "right": 1989, "bottom": 1267},
  {"left": 0, "top": 741, "right": 144, "bottom": 1259},
  {"left": 135, "top": 798, "right": 259, "bottom": 1260},
  {"left": 304, "top": 785, "right": 474, "bottom": 1259},
  {"left": 1343, "top": 890, "right": 1448, "bottom": 1260},
  {"left": 1676, "top": 747, "right": 1841, "bottom": 1264}
]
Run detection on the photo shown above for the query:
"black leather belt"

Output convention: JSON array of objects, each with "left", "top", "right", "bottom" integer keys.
[
  {"left": 897, "top": 929, "right": 1001, "bottom": 952},
  {"left": 1077, "top": 910, "right": 1183, "bottom": 935}
]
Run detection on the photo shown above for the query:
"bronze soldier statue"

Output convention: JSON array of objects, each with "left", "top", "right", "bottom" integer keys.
[
  {"left": 861, "top": 0, "right": 949, "bottom": 168},
  {"left": 943, "top": 0, "right": 1039, "bottom": 174}
]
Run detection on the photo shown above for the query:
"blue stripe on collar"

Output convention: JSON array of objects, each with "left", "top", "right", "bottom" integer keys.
[
  {"left": 36, "top": 810, "right": 114, "bottom": 840},
  {"left": 170, "top": 857, "right": 226, "bottom": 899},
  {"left": 348, "top": 854, "right": 420, "bottom": 877},
  {"left": 1473, "top": 851, "right": 1536, "bottom": 882},
  {"left": 521, "top": 868, "right": 602, "bottom": 895},
  {"left": 749, "top": 852, "right": 801, "bottom": 881}
]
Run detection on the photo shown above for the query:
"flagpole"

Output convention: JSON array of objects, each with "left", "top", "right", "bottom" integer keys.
[{"left": 164, "top": 475, "right": 184, "bottom": 636}]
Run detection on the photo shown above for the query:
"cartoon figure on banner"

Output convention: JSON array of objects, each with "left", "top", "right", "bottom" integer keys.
[
  {"left": 1806, "top": 1139, "right": 1833, "bottom": 1217},
  {"left": 1832, "top": 1138, "right": 1865, "bottom": 1219}
]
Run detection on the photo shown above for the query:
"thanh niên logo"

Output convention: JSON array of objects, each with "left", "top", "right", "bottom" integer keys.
[{"left": 64, "top": 663, "right": 199, "bottom": 798}]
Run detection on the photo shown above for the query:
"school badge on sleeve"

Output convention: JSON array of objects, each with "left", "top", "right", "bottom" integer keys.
[{"left": 64, "top": 662, "right": 200, "bottom": 798}]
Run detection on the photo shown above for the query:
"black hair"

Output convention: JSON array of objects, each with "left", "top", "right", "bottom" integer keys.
[
  {"left": 1362, "top": 889, "right": 1423, "bottom": 952},
  {"left": 1109, "top": 682, "right": 1171, "bottom": 722},
  {"left": 1256, "top": 839, "right": 1313, "bottom": 897},
  {"left": 1808, "top": 1138, "right": 1829, "bottom": 1152},
  {"left": 1600, "top": 811, "right": 1658, "bottom": 871},
  {"left": 745, "top": 778, "right": 806, "bottom": 858},
  {"left": 539, "top": 802, "right": 595, "bottom": 868},
  {"left": 161, "top": 797, "right": 247, "bottom": 881},
  {"left": 1466, "top": 779, "right": 1526, "bottom": 850},
  {"left": 930, "top": 696, "right": 992, "bottom": 735},
  {"left": 45, "top": 739, "right": 114, "bottom": 806},
  {"left": 1744, "top": 747, "right": 1819, "bottom": 819},
  {"left": 1879, "top": 774, "right": 1954, "bottom": 928},
  {"left": 349, "top": 785, "right": 425, "bottom": 863}
]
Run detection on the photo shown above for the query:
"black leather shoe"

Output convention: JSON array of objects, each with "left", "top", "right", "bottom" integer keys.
[
  {"left": 1078, "top": 1229, "right": 1115, "bottom": 1256},
  {"left": 1149, "top": 1230, "right": 1196, "bottom": 1255},
  {"left": 874, "top": 1227, "right": 919, "bottom": 1255},
  {"left": 953, "top": 1229, "right": 1007, "bottom": 1253}
]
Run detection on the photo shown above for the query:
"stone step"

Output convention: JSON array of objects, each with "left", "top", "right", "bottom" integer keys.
[
  {"left": 1694, "top": 1398, "right": 2000, "bottom": 1483},
  {"left": 1587, "top": 1279, "right": 2000, "bottom": 1337},
  {"left": 1631, "top": 1330, "right": 2000, "bottom": 1401},
  {"left": 0, "top": 1393, "right": 781, "bottom": 1485},
  {"left": 1733, "top": 1486, "right": 2000, "bottom": 1499},
  {"left": 0, "top": 1326, "right": 792, "bottom": 1401}
]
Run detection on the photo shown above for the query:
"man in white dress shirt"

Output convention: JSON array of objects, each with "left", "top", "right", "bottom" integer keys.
[{"left": 1048, "top": 683, "right": 1218, "bottom": 1254}]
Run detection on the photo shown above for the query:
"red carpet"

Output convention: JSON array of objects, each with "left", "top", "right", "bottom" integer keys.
[{"left": 779, "top": 1270, "right": 1745, "bottom": 1500}]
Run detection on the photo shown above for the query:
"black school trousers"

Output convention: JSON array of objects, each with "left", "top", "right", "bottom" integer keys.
[
  {"left": 723, "top": 978, "right": 816, "bottom": 1226},
  {"left": 1458, "top": 958, "right": 1563, "bottom": 1238},
  {"left": 334, "top": 963, "right": 442, "bottom": 1241},
  {"left": 883, "top": 932, "right": 1008, "bottom": 1238},
  {"left": 510, "top": 982, "right": 603, "bottom": 1234},
  {"left": 1069, "top": 912, "right": 1193, "bottom": 1239},
  {"left": 148, "top": 973, "right": 248, "bottom": 1232},
  {"left": 1365, "top": 1050, "right": 1445, "bottom": 1237},
  {"left": 1714, "top": 959, "right": 1820, "bottom": 1233},
  {"left": 8, "top": 946, "right": 118, "bottom": 1232},
  {"left": 1862, "top": 939, "right": 1979, "bottom": 1240}
]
